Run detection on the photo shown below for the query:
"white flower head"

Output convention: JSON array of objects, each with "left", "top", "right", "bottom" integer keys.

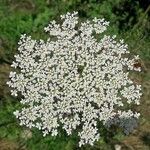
[{"left": 7, "top": 12, "right": 142, "bottom": 147}]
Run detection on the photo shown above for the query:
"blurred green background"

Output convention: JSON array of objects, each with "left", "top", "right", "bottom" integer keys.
[{"left": 0, "top": 0, "right": 150, "bottom": 150}]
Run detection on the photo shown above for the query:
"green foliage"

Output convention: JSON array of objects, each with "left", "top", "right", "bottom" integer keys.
[
  {"left": 25, "top": 128, "right": 78, "bottom": 150},
  {"left": 0, "top": 96, "right": 22, "bottom": 140}
]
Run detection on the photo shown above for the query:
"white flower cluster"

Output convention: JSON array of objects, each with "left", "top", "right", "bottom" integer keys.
[{"left": 7, "top": 11, "right": 142, "bottom": 147}]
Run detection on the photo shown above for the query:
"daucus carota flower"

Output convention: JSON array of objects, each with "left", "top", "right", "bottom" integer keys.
[{"left": 7, "top": 11, "right": 142, "bottom": 147}]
